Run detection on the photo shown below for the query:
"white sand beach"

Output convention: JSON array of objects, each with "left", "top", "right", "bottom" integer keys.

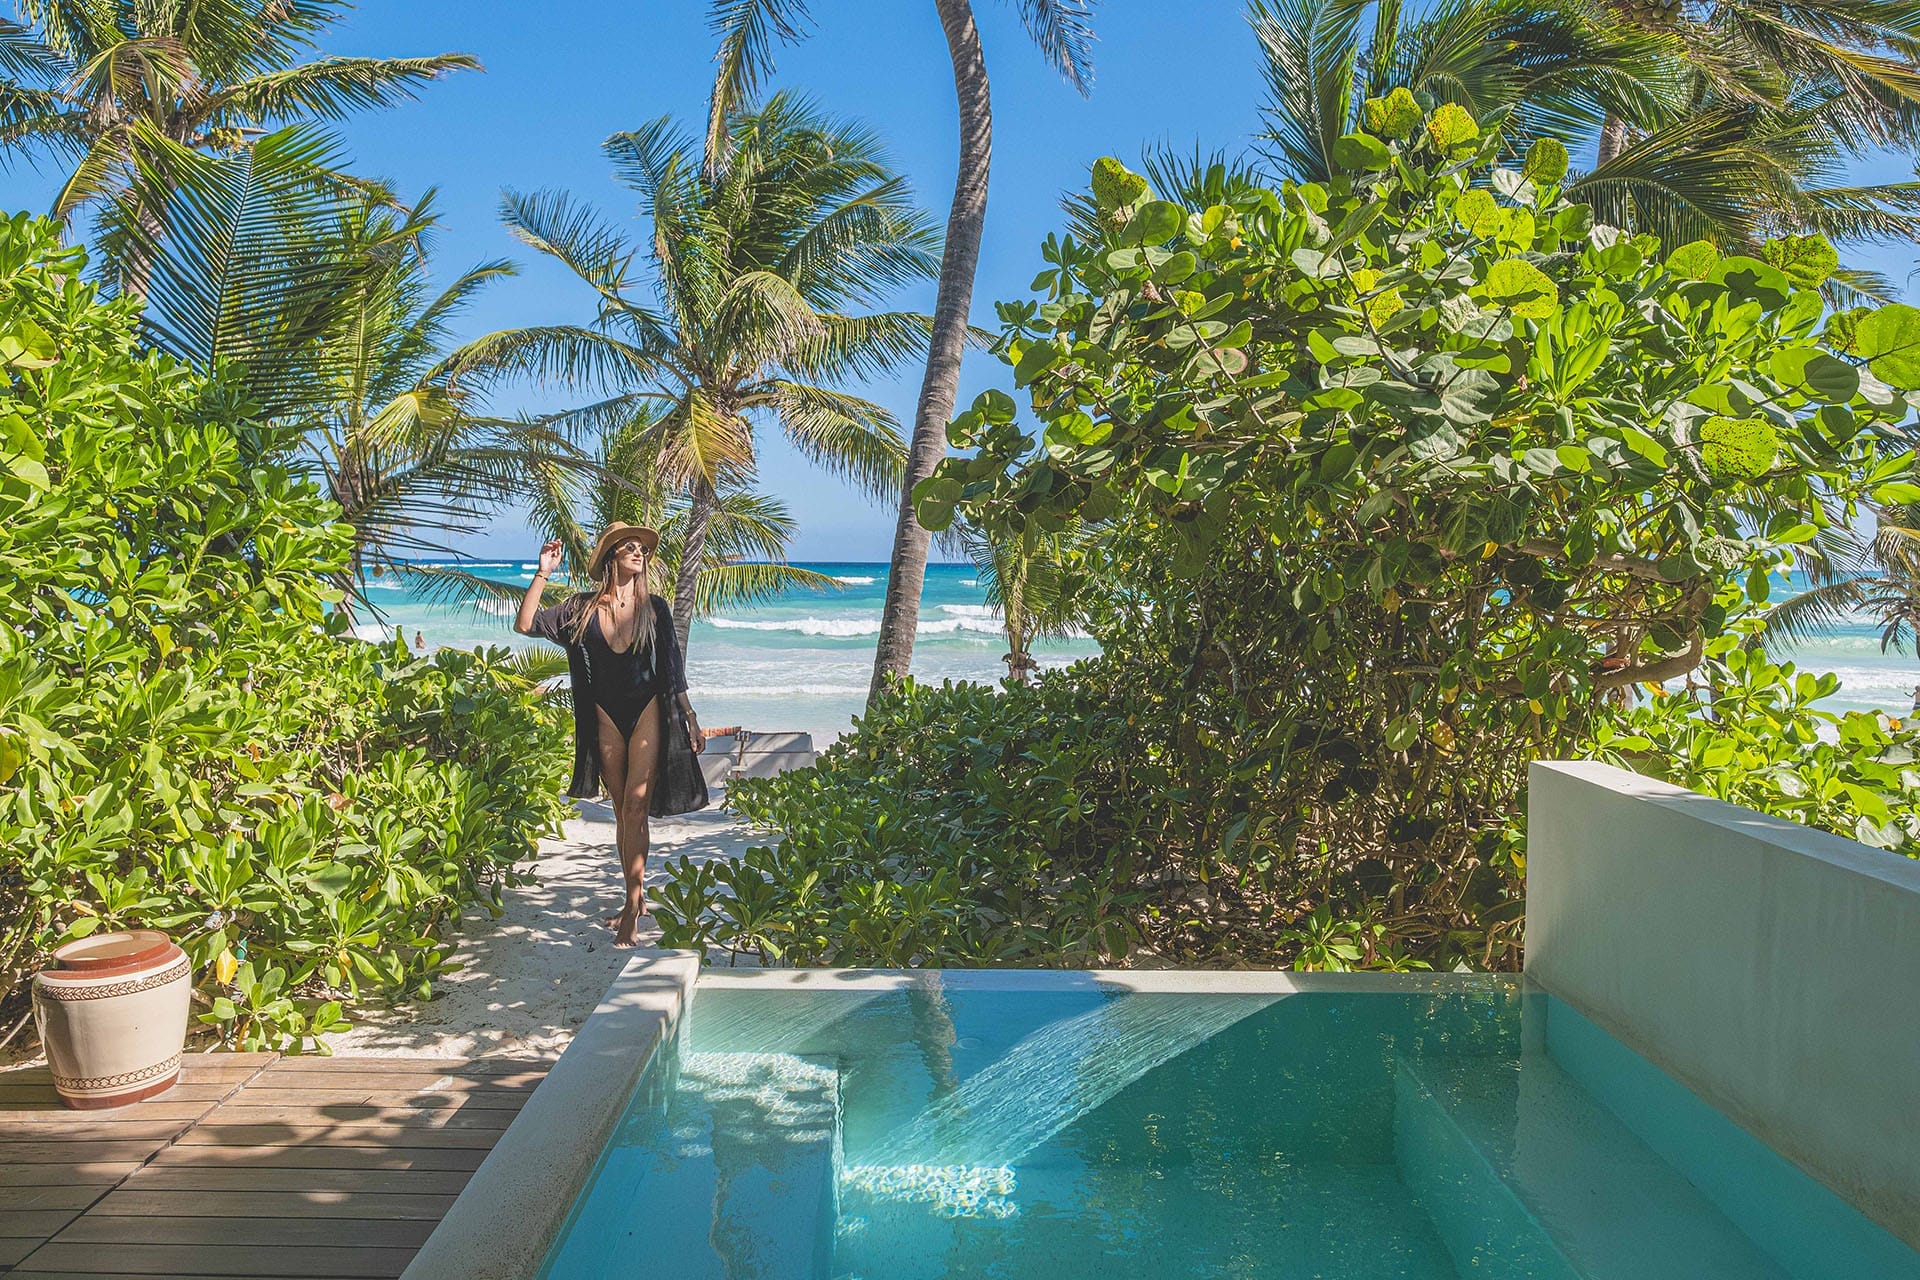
[{"left": 321, "top": 801, "right": 756, "bottom": 1059}]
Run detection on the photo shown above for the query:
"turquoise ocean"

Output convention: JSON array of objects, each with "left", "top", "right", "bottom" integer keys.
[
  {"left": 353, "top": 562, "right": 1099, "bottom": 745},
  {"left": 354, "top": 561, "right": 1918, "bottom": 744}
]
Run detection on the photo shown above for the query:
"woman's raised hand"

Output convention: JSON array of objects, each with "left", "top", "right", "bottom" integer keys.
[{"left": 537, "top": 539, "right": 564, "bottom": 576}]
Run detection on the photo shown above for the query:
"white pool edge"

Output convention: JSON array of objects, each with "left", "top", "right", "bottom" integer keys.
[{"left": 400, "top": 949, "right": 699, "bottom": 1280}]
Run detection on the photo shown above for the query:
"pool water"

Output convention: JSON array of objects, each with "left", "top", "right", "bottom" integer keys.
[{"left": 538, "top": 978, "right": 1920, "bottom": 1279}]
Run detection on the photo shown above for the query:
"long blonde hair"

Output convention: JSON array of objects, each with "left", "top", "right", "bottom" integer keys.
[{"left": 567, "top": 550, "right": 658, "bottom": 651}]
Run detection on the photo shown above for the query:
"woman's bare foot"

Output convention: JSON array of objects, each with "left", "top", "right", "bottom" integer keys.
[
  {"left": 612, "top": 904, "right": 639, "bottom": 947},
  {"left": 611, "top": 898, "right": 647, "bottom": 947}
]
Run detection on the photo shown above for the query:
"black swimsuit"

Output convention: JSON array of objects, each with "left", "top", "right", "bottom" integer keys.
[
  {"left": 582, "top": 608, "right": 664, "bottom": 739},
  {"left": 526, "top": 594, "right": 691, "bottom": 799}
]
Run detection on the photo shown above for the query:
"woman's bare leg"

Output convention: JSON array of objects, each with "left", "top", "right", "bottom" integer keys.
[
  {"left": 610, "top": 697, "right": 663, "bottom": 948},
  {"left": 593, "top": 707, "right": 631, "bottom": 935}
]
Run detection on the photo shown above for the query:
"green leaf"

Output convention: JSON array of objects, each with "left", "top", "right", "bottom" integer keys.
[
  {"left": 1332, "top": 132, "right": 1392, "bottom": 172},
  {"left": 1425, "top": 103, "right": 1480, "bottom": 154},
  {"left": 1479, "top": 259, "right": 1558, "bottom": 320},
  {"left": 1698, "top": 416, "right": 1779, "bottom": 481},
  {"left": 1124, "top": 201, "right": 1186, "bottom": 246},
  {"left": 1454, "top": 189, "right": 1501, "bottom": 237},
  {"left": 1363, "top": 88, "right": 1422, "bottom": 139},
  {"left": 1768, "top": 348, "right": 1859, "bottom": 403},
  {"left": 1761, "top": 235, "right": 1838, "bottom": 290},
  {"left": 1852, "top": 304, "right": 1920, "bottom": 389},
  {"left": 1520, "top": 139, "right": 1569, "bottom": 185},
  {"left": 1664, "top": 240, "right": 1720, "bottom": 281},
  {"left": 1091, "top": 157, "right": 1149, "bottom": 212},
  {"left": 1710, "top": 256, "right": 1791, "bottom": 309}
]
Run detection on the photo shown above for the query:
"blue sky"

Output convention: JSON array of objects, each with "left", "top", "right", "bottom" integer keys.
[{"left": 8, "top": 3, "right": 1916, "bottom": 559}]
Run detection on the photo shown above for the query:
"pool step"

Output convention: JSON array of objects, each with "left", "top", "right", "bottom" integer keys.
[
  {"left": 1393, "top": 1053, "right": 1790, "bottom": 1280},
  {"left": 542, "top": 1052, "right": 840, "bottom": 1280}
]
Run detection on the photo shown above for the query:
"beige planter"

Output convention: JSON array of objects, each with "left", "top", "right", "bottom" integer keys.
[{"left": 33, "top": 929, "right": 192, "bottom": 1110}]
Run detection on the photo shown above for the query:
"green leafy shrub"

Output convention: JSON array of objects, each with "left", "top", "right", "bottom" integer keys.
[
  {"left": 0, "top": 214, "right": 569, "bottom": 1051},
  {"left": 655, "top": 675, "right": 1167, "bottom": 967},
  {"left": 750, "top": 99, "right": 1919, "bottom": 973},
  {"left": 1586, "top": 640, "right": 1920, "bottom": 854},
  {"left": 655, "top": 671, "right": 1436, "bottom": 970}
]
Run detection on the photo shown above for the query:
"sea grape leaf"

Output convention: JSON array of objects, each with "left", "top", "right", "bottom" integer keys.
[
  {"left": 1665, "top": 240, "right": 1720, "bottom": 281},
  {"left": 1851, "top": 304, "right": 1920, "bottom": 388},
  {"left": 1426, "top": 103, "right": 1480, "bottom": 154},
  {"left": 1363, "top": 87, "right": 1422, "bottom": 139},
  {"left": 1521, "top": 138, "right": 1569, "bottom": 185},
  {"left": 1480, "top": 258, "right": 1559, "bottom": 320}
]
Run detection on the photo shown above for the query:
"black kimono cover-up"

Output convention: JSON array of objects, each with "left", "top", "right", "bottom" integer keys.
[{"left": 527, "top": 594, "right": 694, "bottom": 803}]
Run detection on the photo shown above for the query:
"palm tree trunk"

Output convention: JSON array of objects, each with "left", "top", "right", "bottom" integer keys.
[
  {"left": 673, "top": 481, "right": 718, "bottom": 658},
  {"left": 1597, "top": 114, "right": 1628, "bottom": 167},
  {"left": 868, "top": 0, "right": 992, "bottom": 707}
]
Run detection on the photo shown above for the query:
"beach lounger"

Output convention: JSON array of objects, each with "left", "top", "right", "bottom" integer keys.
[{"left": 699, "top": 729, "right": 817, "bottom": 788}]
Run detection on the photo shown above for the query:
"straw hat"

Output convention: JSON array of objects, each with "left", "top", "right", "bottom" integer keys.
[{"left": 587, "top": 523, "right": 660, "bottom": 576}]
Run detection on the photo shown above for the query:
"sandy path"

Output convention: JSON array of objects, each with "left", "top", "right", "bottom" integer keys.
[{"left": 321, "top": 801, "right": 753, "bottom": 1059}]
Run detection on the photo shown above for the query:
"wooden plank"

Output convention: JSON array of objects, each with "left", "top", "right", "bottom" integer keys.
[
  {"left": 2, "top": 1275, "right": 273, "bottom": 1280},
  {"left": 0, "top": 1105, "right": 208, "bottom": 1128},
  {"left": 149, "top": 1143, "right": 487, "bottom": 1172},
  {"left": 0, "top": 1274, "right": 260, "bottom": 1280},
  {"left": 259, "top": 1055, "right": 470, "bottom": 1070},
  {"left": 0, "top": 1187, "right": 103, "bottom": 1212},
  {"left": 3, "top": 1058, "right": 272, "bottom": 1086},
  {"left": 122, "top": 1166, "right": 474, "bottom": 1195},
  {"left": 0, "top": 1236, "right": 39, "bottom": 1266},
  {"left": 0, "top": 1082, "right": 233, "bottom": 1105},
  {"left": 176, "top": 1123, "right": 501, "bottom": 1149},
  {"left": 0, "top": 1209, "right": 80, "bottom": 1238},
  {"left": 251, "top": 1067, "right": 548, "bottom": 1089},
  {"left": 0, "top": 1164, "right": 142, "bottom": 1189},
  {"left": 202, "top": 1104, "right": 514, "bottom": 1130},
  {"left": 0, "top": 1142, "right": 164, "bottom": 1165},
  {"left": 0, "top": 1100, "right": 215, "bottom": 1120},
  {"left": 263, "top": 1055, "right": 545, "bottom": 1074},
  {"left": 12, "top": 1242, "right": 417, "bottom": 1276},
  {"left": 89, "top": 1189, "right": 459, "bottom": 1221},
  {"left": 0, "top": 1118, "right": 192, "bottom": 1139},
  {"left": 226, "top": 1086, "right": 532, "bottom": 1108},
  {"left": 50, "top": 1214, "right": 436, "bottom": 1247}
]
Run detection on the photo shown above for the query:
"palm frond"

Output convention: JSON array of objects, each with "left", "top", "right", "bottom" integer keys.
[
  {"left": 1012, "top": 0, "right": 1102, "bottom": 94},
  {"left": 197, "top": 53, "right": 481, "bottom": 130},
  {"left": 1252, "top": 0, "right": 1369, "bottom": 182},
  {"left": 704, "top": 0, "right": 814, "bottom": 170}
]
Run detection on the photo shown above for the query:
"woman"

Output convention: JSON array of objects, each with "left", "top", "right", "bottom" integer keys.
[{"left": 515, "top": 524, "right": 702, "bottom": 946}]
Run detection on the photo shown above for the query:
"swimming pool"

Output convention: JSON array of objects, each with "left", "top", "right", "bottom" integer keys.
[{"left": 532, "top": 972, "right": 1920, "bottom": 1279}]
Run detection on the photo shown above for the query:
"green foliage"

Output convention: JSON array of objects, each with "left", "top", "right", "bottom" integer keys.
[
  {"left": 656, "top": 674, "right": 1335, "bottom": 969},
  {"left": 901, "top": 101, "right": 1919, "bottom": 971},
  {"left": 0, "top": 215, "right": 569, "bottom": 1051},
  {"left": 1586, "top": 641, "right": 1920, "bottom": 855}
]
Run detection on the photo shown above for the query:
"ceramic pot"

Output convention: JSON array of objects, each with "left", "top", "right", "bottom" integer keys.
[{"left": 33, "top": 930, "right": 192, "bottom": 1110}]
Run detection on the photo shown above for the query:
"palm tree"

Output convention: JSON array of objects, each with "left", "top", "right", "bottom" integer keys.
[
  {"left": 956, "top": 518, "right": 1091, "bottom": 684},
  {"left": 115, "top": 129, "right": 584, "bottom": 613},
  {"left": 465, "top": 92, "right": 938, "bottom": 655},
  {"left": 0, "top": 0, "right": 475, "bottom": 287},
  {"left": 699, "top": 0, "right": 1104, "bottom": 705},
  {"left": 1250, "top": 0, "right": 1920, "bottom": 288}
]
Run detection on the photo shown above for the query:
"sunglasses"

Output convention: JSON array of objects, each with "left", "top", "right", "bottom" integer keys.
[{"left": 613, "top": 539, "right": 651, "bottom": 556}]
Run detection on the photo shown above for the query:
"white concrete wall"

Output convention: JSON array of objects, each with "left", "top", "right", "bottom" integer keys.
[{"left": 1526, "top": 761, "right": 1920, "bottom": 1247}]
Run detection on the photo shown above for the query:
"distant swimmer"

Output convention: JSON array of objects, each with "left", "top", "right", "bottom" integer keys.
[{"left": 413, "top": 630, "right": 426, "bottom": 653}]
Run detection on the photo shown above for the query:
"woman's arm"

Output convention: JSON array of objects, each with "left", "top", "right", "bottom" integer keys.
[{"left": 514, "top": 540, "right": 565, "bottom": 636}]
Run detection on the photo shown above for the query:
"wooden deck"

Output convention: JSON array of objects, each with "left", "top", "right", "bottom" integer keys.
[{"left": 0, "top": 1052, "right": 550, "bottom": 1278}]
